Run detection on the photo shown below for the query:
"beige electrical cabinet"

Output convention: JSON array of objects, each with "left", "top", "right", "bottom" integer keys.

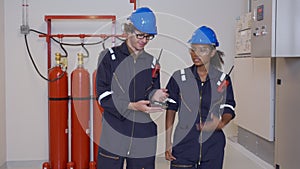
[
  {"left": 234, "top": 57, "right": 275, "bottom": 141},
  {"left": 234, "top": 12, "right": 275, "bottom": 142},
  {"left": 235, "top": 0, "right": 300, "bottom": 168}
]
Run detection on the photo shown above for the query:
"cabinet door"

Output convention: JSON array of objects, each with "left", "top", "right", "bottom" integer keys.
[
  {"left": 275, "top": 58, "right": 300, "bottom": 169},
  {"left": 234, "top": 57, "right": 275, "bottom": 141}
]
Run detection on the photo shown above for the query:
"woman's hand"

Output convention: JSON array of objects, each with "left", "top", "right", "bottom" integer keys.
[
  {"left": 197, "top": 113, "right": 233, "bottom": 131},
  {"left": 165, "top": 148, "right": 176, "bottom": 161},
  {"left": 197, "top": 113, "right": 224, "bottom": 131}
]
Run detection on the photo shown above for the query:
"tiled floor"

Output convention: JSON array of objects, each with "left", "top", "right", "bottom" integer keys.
[
  {"left": 1, "top": 159, "right": 169, "bottom": 169},
  {"left": 1, "top": 139, "right": 274, "bottom": 169}
]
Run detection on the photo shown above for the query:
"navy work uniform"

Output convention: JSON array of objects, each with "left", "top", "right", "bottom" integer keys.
[
  {"left": 166, "top": 65, "right": 236, "bottom": 169},
  {"left": 96, "top": 42, "right": 159, "bottom": 169}
]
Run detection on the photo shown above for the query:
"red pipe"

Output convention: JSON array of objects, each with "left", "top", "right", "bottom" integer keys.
[
  {"left": 67, "top": 162, "right": 74, "bottom": 169},
  {"left": 42, "top": 162, "right": 50, "bottom": 169},
  {"left": 92, "top": 70, "right": 103, "bottom": 162},
  {"left": 89, "top": 161, "right": 96, "bottom": 169},
  {"left": 39, "top": 34, "right": 126, "bottom": 39},
  {"left": 130, "top": 0, "right": 137, "bottom": 10},
  {"left": 43, "top": 15, "right": 117, "bottom": 69},
  {"left": 45, "top": 15, "right": 116, "bottom": 21},
  {"left": 46, "top": 19, "right": 51, "bottom": 69}
]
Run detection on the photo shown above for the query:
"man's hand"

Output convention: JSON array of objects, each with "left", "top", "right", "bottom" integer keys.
[
  {"left": 128, "top": 100, "right": 164, "bottom": 113},
  {"left": 151, "top": 88, "right": 169, "bottom": 102}
]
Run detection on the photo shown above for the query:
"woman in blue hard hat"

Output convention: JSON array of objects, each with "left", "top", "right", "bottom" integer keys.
[
  {"left": 164, "top": 26, "right": 236, "bottom": 169},
  {"left": 96, "top": 7, "right": 168, "bottom": 169}
]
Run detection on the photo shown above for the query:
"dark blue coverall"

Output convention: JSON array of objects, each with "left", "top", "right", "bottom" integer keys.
[
  {"left": 96, "top": 42, "right": 160, "bottom": 169},
  {"left": 166, "top": 65, "right": 236, "bottom": 169}
]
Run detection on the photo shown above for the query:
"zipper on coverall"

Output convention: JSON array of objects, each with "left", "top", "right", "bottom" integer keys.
[
  {"left": 127, "top": 58, "right": 136, "bottom": 155},
  {"left": 198, "top": 82, "right": 204, "bottom": 166}
]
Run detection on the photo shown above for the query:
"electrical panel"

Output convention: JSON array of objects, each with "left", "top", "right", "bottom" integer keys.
[
  {"left": 235, "top": 13, "right": 252, "bottom": 55},
  {"left": 251, "top": 0, "right": 300, "bottom": 57},
  {"left": 234, "top": 12, "right": 275, "bottom": 142}
]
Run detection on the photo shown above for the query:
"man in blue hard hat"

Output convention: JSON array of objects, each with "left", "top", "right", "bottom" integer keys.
[
  {"left": 96, "top": 7, "right": 168, "bottom": 169},
  {"left": 164, "top": 26, "right": 236, "bottom": 169}
]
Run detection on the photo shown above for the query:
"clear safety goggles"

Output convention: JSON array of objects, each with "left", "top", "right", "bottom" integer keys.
[{"left": 190, "top": 46, "right": 213, "bottom": 56}]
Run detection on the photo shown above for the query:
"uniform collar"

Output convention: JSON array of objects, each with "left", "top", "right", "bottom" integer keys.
[
  {"left": 119, "top": 41, "right": 131, "bottom": 56},
  {"left": 190, "top": 64, "right": 220, "bottom": 81},
  {"left": 119, "top": 41, "right": 146, "bottom": 59}
]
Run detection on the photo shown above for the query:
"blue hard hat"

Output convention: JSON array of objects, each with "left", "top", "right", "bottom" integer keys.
[
  {"left": 129, "top": 7, "right": 157, "bottom": 35},
  {"left": 188, "top": 26, "right": 219, "bottom": 47}
]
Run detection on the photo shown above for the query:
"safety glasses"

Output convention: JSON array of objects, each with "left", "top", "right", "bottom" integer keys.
[
  {"left": 190, "top": 46, "right": 213, "bottom": 56},
  {"left": 134, "top": 32, "right": 155, "bottom": 40}
]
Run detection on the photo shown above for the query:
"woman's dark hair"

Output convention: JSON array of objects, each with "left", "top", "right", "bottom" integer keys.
[{"left": 211, "top": 46, "right": 224, "bottom": 70}]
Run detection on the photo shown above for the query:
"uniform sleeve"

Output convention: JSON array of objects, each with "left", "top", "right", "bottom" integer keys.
[
  {"left": 166, "top": 74, "right": 180, "bottom": 111},
  {"left": 96, "top": 49, "right": 111, "bottom": 102},
  {"left": 96, "top": 49, "right": 129, "bottom": 120},
  {"left": 222, "top": 75, "right": 236, "bottom": 119}
]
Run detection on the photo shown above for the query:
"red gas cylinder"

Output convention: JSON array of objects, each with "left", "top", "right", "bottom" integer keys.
[
  {"left": 47, "top": 52, "right": 68, "bottom": 169},
  {"left": 92, "top": 69, "right": 103, "bottom": 162},
  {"left": 71, "top": 53, "right": 90, "bottom": 169}
]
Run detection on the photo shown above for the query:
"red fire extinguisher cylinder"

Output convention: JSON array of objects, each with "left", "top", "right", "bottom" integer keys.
[
  {"left": 71, "top": 53, "right": 90, "bottom": 169},
  {"left": 48, "top": 53, "right": 68, "bottom": 169}
]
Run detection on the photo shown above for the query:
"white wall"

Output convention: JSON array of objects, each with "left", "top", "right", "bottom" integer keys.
[
  {"left": 0, "top": 0, "right": 7, "bottom": 166},
  {"left": 4, "top": 0, "right": 246, "bottom": 161}
]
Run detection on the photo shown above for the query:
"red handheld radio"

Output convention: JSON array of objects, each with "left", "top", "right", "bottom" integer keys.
[
  {"left": 217, "top": 65, "right": 234, "bottom": 93},
  {"left": 152, "top": 49, "right": 163, "bottom": 78}
]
